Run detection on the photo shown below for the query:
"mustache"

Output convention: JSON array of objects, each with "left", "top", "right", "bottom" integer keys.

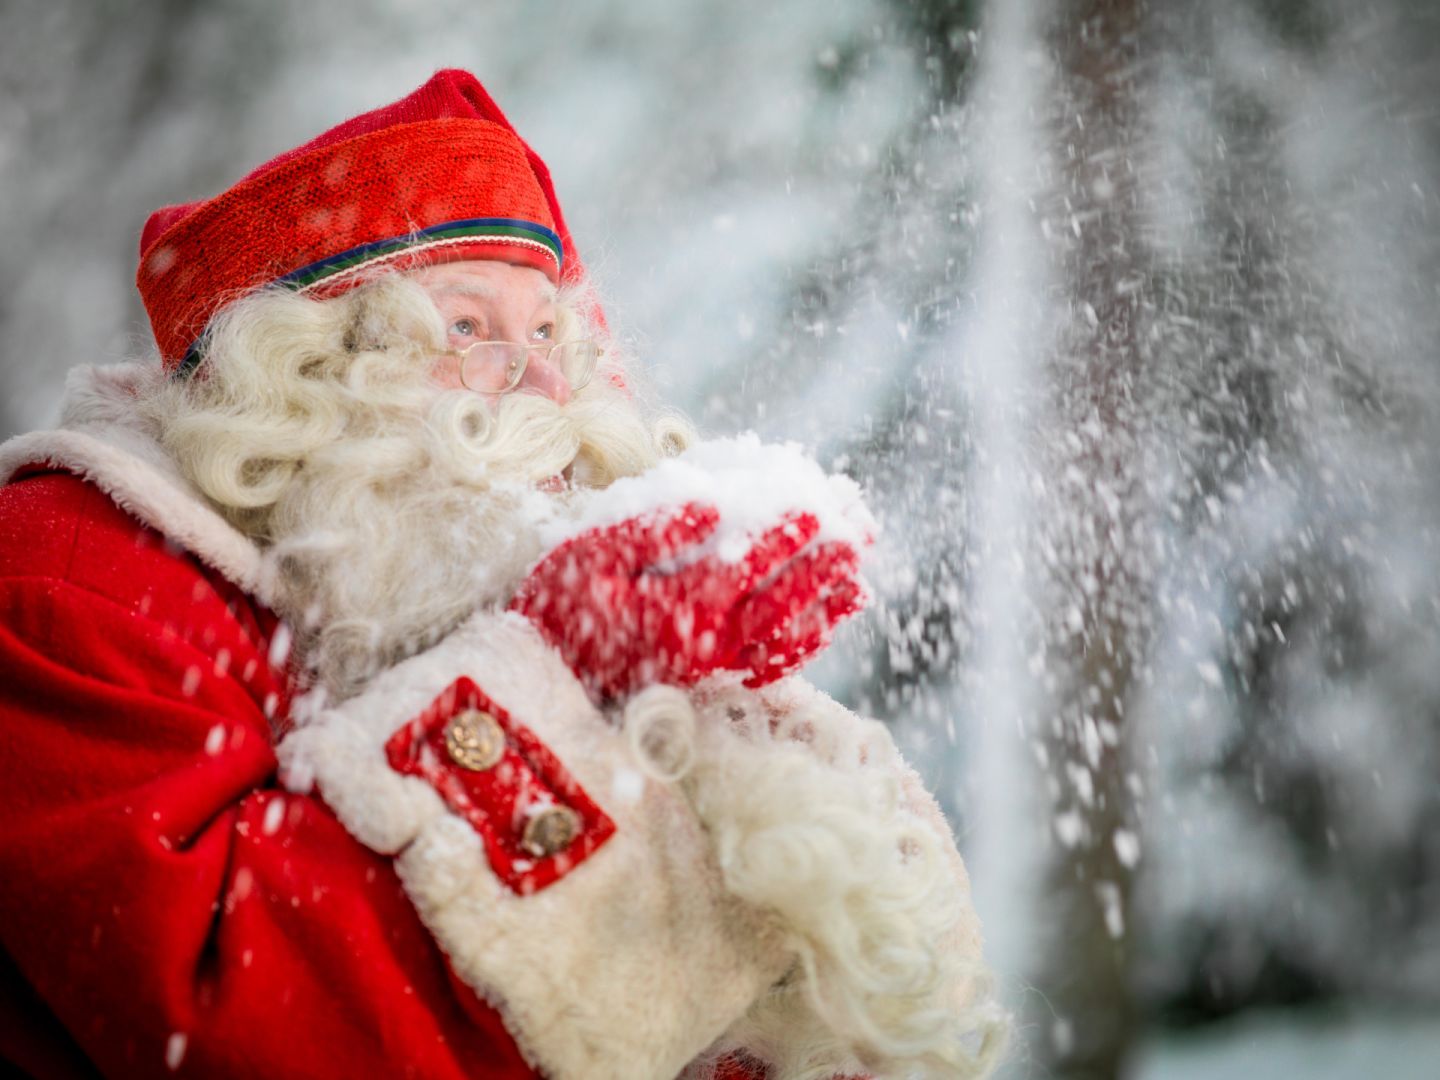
[
  {"left": 409, "top": 388, "right": 579, "bottom": 487},
  {"left": 433, "top": 384, "right": 653, "bottom": 490}
]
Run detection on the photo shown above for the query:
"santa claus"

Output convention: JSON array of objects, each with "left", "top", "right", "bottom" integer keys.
[{"left": 0, "top": 71, "right": 1003, "bottom": 1079}]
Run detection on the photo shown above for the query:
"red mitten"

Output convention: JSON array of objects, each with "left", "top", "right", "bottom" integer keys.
[{"left": 509, "top": 503, "right": 866, "bottom": 699}]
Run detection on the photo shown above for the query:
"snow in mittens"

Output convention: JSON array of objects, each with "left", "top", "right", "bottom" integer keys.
[{"left": 545, "top": 434, "right": 877, "bottom": 563}]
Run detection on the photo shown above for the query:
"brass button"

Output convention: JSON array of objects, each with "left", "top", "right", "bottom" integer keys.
[
  {"left": 521, "top": 806, "right": 581, "bottom": 857},
  {"left": 444, "top": 709, "right": 506, "bottom": 771}
]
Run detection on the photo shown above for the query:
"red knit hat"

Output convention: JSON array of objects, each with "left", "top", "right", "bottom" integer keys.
[{"left": 138, "top": 70, "right": 585, "bottom": 376}]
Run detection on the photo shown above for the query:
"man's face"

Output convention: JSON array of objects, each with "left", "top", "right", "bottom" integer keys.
[{"left": 407, "top": 259, "right": 569, "bottom": 404}]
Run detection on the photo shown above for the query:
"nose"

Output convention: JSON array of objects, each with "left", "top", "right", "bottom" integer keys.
[{"left": 518, "top": 349, "right": 571, "bottom": 405}]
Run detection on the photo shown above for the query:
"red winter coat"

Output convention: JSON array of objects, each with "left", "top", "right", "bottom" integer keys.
[{"left": 0, "top": 468, "right": 539, "bottom": 1078}]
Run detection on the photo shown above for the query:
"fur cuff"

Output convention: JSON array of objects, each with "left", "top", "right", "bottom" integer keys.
[
  {"left": 678, "top": 679, "right": 1006, "bottom": 1080},
  {"left": 278, "top": 612, "right": 791, "bottom": 1080}
]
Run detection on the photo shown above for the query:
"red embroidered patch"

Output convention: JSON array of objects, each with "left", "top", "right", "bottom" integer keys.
[{"left": 385, "top": 677, "right": 616, "bottom": 895}]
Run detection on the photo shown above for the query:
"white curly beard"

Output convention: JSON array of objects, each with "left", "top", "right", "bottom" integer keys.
[{"left": 261, "top": 384, "right": 671, "bottom": 699}]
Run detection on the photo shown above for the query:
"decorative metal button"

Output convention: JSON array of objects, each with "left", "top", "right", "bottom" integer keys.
[
  {"left": 521, "top": 806, "right": 581, "bottom": 857},
  {"left": 444, "top": 708, "right": 506, "bottom": 771}
]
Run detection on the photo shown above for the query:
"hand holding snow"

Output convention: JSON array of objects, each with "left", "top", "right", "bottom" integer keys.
[{"left": 517, "top": 436, "right": 876, "bottom": 697}]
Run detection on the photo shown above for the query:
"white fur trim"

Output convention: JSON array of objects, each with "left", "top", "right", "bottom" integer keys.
[
  {"left": 280, "top": 612, "right": 792, "bottom": 1080},
  {"left": 685, "top": 677, "right": 1004, "bottom": 1080},
  {"left": 0, "top": 363, "right": 266, "bottom": 595}
]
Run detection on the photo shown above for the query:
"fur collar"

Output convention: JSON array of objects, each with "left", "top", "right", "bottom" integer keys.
[{"left": 0, "top": 362, "right": 266, "bottom": 596}]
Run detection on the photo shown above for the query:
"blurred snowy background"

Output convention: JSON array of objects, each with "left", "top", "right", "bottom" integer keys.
[{"left": 3, "top": 0, "right": 1439, "bottom": 1076}]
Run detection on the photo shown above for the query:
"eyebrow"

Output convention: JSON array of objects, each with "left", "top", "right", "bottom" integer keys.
[
  {"left": 430, "top": 281, "right": 496, "bottom": 300},
  {"left": 430, "top": 280, "right": 558, "bottom": 303}
]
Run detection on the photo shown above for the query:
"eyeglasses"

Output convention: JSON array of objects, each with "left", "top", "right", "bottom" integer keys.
[{"left": 444, "top": 339, "right": 603, "bottom": 395}]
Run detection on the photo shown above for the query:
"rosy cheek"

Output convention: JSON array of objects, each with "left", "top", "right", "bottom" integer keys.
[{"left": 429, "top": 357, "right": 467, "bottom": 391}]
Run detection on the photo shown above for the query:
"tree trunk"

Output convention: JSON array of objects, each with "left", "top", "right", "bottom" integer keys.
[{"left": 1032, "top": 0, "right": 1148, "bottom": 1075}]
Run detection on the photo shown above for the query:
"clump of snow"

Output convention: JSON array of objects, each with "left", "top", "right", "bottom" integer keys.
[
  {"left": 1096, "top": 880, "right": 1125, "bottom": 940},
  {"left": 546, "top": 434, "right": 877, "bottom": 562},
  {"left": 1113, "top": 828, "right": 1142, "bottom": 868},
  {"left": 1195, "top": 661, "right": 1224, "bottom": 689},
  {"left": 1053, "top": 809, "right": 1084, "bottom": 849},
  {"left": 268, "top": 622, "right": 294, "bottom": 670},
  {"left": 165, "top": 1032, "right": 187, "bottom": 1071},
  {"left": 261, "top": 796, "right": 286, "bottom": 837},
  {"left": 180, "top": 665, "right": 201, "bottom": 698}
]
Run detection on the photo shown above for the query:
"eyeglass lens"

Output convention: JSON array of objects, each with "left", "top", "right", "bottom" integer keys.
[{"left": 460, "top": 342, "right": 599, "bottom": 393}]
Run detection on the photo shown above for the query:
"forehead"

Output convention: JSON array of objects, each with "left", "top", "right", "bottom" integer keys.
[{"left": 407, "top": 260, "right": 556, "bottom": 305}]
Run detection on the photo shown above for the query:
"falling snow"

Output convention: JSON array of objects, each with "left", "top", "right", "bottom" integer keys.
[
  {"left": 165, "top": 1032, "right": 187, "bottom": 1071},
  {"left": 2, "top": 0, "right": 1438, "bottom": 1076}
]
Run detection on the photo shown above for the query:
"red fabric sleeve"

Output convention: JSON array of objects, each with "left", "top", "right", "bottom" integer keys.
[{"left": 0, "top": 475, "right": 534, "bottom": 1079}]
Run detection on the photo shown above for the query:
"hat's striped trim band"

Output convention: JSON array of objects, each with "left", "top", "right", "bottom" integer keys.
[
  {"left": 301, "top": 234, "right": 558, "bottom": 294},
  {"left": 173, "top": 217, "right": 563, "bottom": 379},
  {"left": 279, "top": 217, "right": 563, "bottom": 289}
]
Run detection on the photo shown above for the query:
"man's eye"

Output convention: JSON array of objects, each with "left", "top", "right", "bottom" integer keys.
[
  {"left": 532, "top": 323, "right": 554, "bottom": 341},
  {"left": 450, "top": 318, "right": 478, "bottom": 337}
]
